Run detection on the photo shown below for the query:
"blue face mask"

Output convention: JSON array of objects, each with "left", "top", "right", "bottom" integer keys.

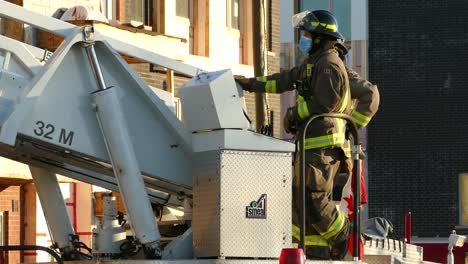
[{"left": 299, "top": 35, "right": 312, "bottom": 54}]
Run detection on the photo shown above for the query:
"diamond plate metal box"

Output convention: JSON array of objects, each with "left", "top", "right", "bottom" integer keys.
[{"left": 193, "top": 150, "right": 292, "bottom": 258}]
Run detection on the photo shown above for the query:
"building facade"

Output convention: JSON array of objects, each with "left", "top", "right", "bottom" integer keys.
[
  {"left": 0, "top": 0, "right": 282, "bottom": 263},
  {"left": 368, "top": 0, "right": 468, "bottom": 261},
  {"left": 294, "top": 0, "right": 468, "bottom": 259}
]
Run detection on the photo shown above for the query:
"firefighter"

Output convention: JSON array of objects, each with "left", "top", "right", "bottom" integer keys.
[{"left": 235, "top": 10, "right": 353, "bottom": 260}]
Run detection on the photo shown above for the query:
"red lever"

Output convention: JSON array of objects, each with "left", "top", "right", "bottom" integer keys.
[{"left": 279, "top": 248, "right": 305, "bottom": 264}]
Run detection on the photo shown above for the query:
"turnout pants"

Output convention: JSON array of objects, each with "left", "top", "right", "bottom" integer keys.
[{"left": 292, "top": 147, "right": 351, "bottom": 259}]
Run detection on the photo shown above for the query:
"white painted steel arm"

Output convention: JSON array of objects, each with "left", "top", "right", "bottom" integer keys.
[
  {"left": 29, "top": 166, "right": 76, "bottom": 251},
  {"left": 0, "top": 29, "right": 193, "bottom": 203}
]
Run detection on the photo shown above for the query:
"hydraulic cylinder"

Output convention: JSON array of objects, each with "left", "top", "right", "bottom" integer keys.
[{"left": 85, "top": 40, "right": 161, "bottom": 258}]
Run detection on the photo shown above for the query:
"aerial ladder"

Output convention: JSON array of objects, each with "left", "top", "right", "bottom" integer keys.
[{"left": 0, "top": 1, "right": 302, "bottom": 263}]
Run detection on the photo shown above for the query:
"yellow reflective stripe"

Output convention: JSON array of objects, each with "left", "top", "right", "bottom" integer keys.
[
  {"left": 296, "top": 95, "right": 313, "bottom": 104},
  {"left": 304, "top": 119, "right": 346, "bottom": 149},
  {"left": 305, "top": 236, "right": 329, "bottom": 246},
  {"left": 311, "top": 22, "right": 337, "bottom": 32},
  {"left": 353, "top": 111, "right": 371, "bottom": 122},
  {"left": 306, "top": 64, "right": 314, "bottom": 77},
  {"left": 298, "top": 101, "right": 310, "bottom": 119},
  {"left": 352, "top": 116, "right": 366, "bottom": 127},
  {"left": 320, "top": 212, "right": 345, "bottom": 240},
  {"left": 292, "top": 224, "right": 300, "bottom": 232},
  {"left": 304, "top": 133, "right": 345, "bottom": 150},
  {"left": 292, "top": 225, "right": 300, "bottom": 241},
  {"left": 323, "top": 23, "right": 337, "bottom": 32},
  {"left": 292, "top": 225, "right": 329, "bottom": 247},
  {"left": 255, "top": 76, "right": 268, "bottom": 91},
  {"left": 265, "top": 80, "right": 277, "bottom": 93},
  {"left": 292, "top": 232, "right": 300, "bottom": 241},
  {"left": 352, "top": 111, "right": 371, "bottom": 127},
  {"left": 292, "top": 225, "right": 301, "bottom": 241},
  {"left": 338, "top": 87, "right": 350, "bottom": 113},
  {"left": 297, "top": 95, "right": 305, "bottom": 103}
]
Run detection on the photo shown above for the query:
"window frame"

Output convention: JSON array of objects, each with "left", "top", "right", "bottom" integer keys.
[
  {"left": 125, "top": 0, "right": 144, "bottom": 24},
  {"left": 176, "top": 0, "right": 193, "bottom": 21},
  {"left": 100, "top": 0, "right": 116, "bottom": 20},
  {"left": 143, "top": 0, "right": 154, "bottom": 27},
  {"left": 128, "top": 0, "right": 161, "bottom": 29},
  {"left": 226, "top": 0, "right": 241, "bottom": 31}
]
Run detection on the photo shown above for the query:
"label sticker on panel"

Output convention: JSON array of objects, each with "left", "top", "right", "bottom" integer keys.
[{"left": 246, "top": 194, "right": 267, "bottom": 219}]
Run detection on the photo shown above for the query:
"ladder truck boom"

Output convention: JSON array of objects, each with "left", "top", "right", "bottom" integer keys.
[{"left": 0, "top": 1, "right": 295, "bottom": 262}]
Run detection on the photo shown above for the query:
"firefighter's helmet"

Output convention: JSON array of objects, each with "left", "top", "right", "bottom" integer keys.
[{"left": 292, "top": 10, "right": 344, "bottom": 41}]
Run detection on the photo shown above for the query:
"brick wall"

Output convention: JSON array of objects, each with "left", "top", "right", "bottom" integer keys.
[
  {"left": 0, "top": 186, "right": 22, "bottom": 264},
  {"left": 130, "top": 63, "right": 190, "bottom": 92},
  {"left": 368, "top": 0, "right": 468, "bottom": 237},
  {"left": 130, "top": 64, "right": 167, "bottom": 90}
]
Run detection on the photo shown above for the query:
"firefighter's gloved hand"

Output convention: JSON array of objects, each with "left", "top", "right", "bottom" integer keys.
[
  {"left": 234, "top": 75, "right": 252, "bottom": 92},
  {"left": 283, "top": 107, "right": 297, "bottom": 134}
]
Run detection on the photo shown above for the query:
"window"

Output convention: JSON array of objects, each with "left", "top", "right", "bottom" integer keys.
[
  {"left": 100, "top": 0, "right": 115, "bottom": 20},
  {"left": 144, "top": 0, "right": 154, "bottom": 27},
  {"left": 300, "top": 0, "right": 351, "bottom": 40},
  {"left": 176, "top": 0, "right": 190, "bottom": 18},
  {"left": 226, "top": 0, "right": 240, "bottom": 30},
  {"left": 266, "top": 0, "right": 273, "bottom": 51},
  {"left": 0, "top": 211, "right": 8, "bottom": 261},
  {"left": 127, "top": 0, "right": 143, "bottom": 23},
  {"left": 0, "top": 212, "right": 6, "bottom": 246},
  {"left": 125, "top": 0, "right": 153, "bottom": 27},
  {"left": 231, "top": 0, "right": 240, "bottom": 30}
]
